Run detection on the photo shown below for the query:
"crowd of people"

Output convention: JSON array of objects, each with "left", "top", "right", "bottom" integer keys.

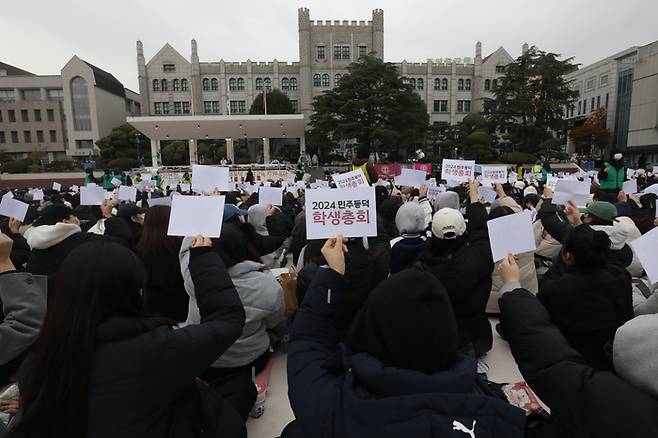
[{"left": 0, "top": 151, "right": 657, "bottom": 437}]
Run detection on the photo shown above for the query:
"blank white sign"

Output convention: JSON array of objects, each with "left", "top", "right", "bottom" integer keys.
[
  {"left": 192, "top": 165, "right": 231, "bottom": 193},
  {"left": 167, "top": 195, "right": 225, "bottom": 238},
  {"left": 487, "top": 211, "right": 537, "bottom": 262},
  {"left": 258, "top": 186, "right": 284, "bottom": 206}
]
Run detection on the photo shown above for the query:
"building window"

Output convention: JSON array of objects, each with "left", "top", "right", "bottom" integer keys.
[
  {"left": 47, "top": 109, "right": 54, "bottom": 121},
  {"left": 600, "top": 75, "right": 609, "bottom": 87},
  {"left": 342, "top": 45, "right": 350, "bottom": 60},
  {"left": 204, "top": 78, "right": 211, "bottom": 91},
  {"left": 76, "top": 140, "right": 94, "bottom": 149},
  {"left": 492, "top": 79, "right": 498, "bottom": 90},
  {"left": 281, "top": 78, "right": 290, "bottom": 90},
  {"left": 209, "top": 78, "right": 217, "bottom": 91},
  {"left": 229, "top": 101, "right": 238, "bottom": 114},
  {"left": 162, "top": 102, "right": 170, "bottom": 114},
  {"left": 583, "top": 100, "right": 587, "bottom": 113},
  {"left": 237, "top": 78, "right": 245, "bottom": 91},
  {"left": 263, "top": 78, "right": 271, "bottom": 90},
  {"left": 416, "top": 78, "right": 424, "bottom": 90},
  {"left": 457, "top": 100, "right": 471, "bottom": 113},
  {"left": 212, "top": 101, "right": 220, "bottom": 113},
  {"left": 71, "top": 76, "right": 92, "bottom": 131},
  {"left": 21, "top": 110, "right": 29, "bottom": 122},
  {"left": 321, "top": 74, "right": 330, "bottom": 87},
  {"left": 154, "top": 102, "right": 162, "bottom": 114},
  {"left": 161, "top": 79, "right": 168, "bottom": 91},
  {"left": 255, "top": 78, "right": 263, "bottom": 91},
  {"left": 36, "top": 130, "right": 44, "bottom": 143},
  {"left": 585, "top": 78, "right": 595, "bottom": 91},
  {"left": 8, "top": 110, "right": 16, "bottom": 122},
  {"left": 359, "top": 45, "right": 368, "bottom": 58},
  {"left": 496, "top": 66, "right": 506, "bottom": 73},
  {"left": 228, "top": 78, "right": 236, "bottom": 91},
  {"left": 163, "top": 64, "right": 175, "bottom": 73},
  {"left": 203, "top": 101, "right": 212, "bottom": 113},
  {"left": 605, "top": 93, "right": 609, "bottom": 108},
  {"left": 49, "top": 130, "right": 57, "bottom": 142},
  {"left": 0, "top": 111, "right": 2, "bottom": 123},
  {"left": 313, "top": 74, "right": 321, "bottom": 87},
  {"left": 591, "top": 97, "right": 595, "bottom": 111},
  {"left": 464, "top": 100, "right": 471, "bottom": 112},
  {"left": 290, "top": 78, "right": 298, "bottom": 90},
  {"left": 174, "top": 102, "right": 182, "bottom": 114},
  {"left": 34, "top": 109, "right": 41, "bottom": 122},
  {"left": 11, "top": 131, "right": 19, "bottom": 143},
  {"left": 465, "top": 79, "right": 471, "bottom": 90},
  {"left": 290, "top": 100, "right": 299, "bottom": 113},
  {"left": 433, "top": 100, "right": 448, "bottom": 113},
  {"left": 333, "top": 45, "right": 351, "bottom": 60},
  {"left": 24, "top": 131, "right": 32, "bottom": 143},
  {"left": 0, "top": 132, "right": 5, "bottom": 143},
  {"left": 316, "top": 45, "right": 325, "bottom": 60},
  {"left": 47, "top": 89, "right": 64, "bottom": 101},
  {"left": 485, "top": 79, "right": 491, "bottom": 91},
  {"left": 0, "top": 90, "right": 15, "bottom": 101},
  {"left": 441, "top": 78, "right": 448, "bottom": 90},
  {"left": 409, "top": 78, "right": 416, "bottom": 88},
  {"left": 181, "top": 79, "right": 189, "bottom": 91},
  {"left": 230, "top": 100, "right": 246, "bottom": 113},
  {"left": 597, "top": 95, "right": 601, "bottom": 108},
  {"left": 335, "top": 74, "right": 342, "bottom": 86},
  {"left": 578, "top": 101, "right": 581, "bottom": 115},
  {"left": 433, "top": 78, "right": 441, "bottom": 90},
  {"left": 182, "top": 102, "right": 190, "bottom": 113},
  {"left": 173, "top": 79, "right": 180, "bottom": 91},
  {"left": 238, "top": 101, "right": 246, "bottom": 113},
  {"left": 153, "top": 79, "right": 160, "bottom": 91},
  {"left": 22, "top": 89, "right": 42, "bottom": 100},
  {"left": 458, "top": 79, "right": 464, "bottom": 91}
]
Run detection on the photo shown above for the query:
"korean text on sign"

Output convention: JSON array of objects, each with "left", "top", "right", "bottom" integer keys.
[
  {"left": 480, "top": 166, "right": 508, "bottom": 184},
  {"left": 332, "top": 168, "right": 369, "bottom": 189},
  {"left": 441, "top": 159, "right": 476, "bottom": 182},
  {"left": 305, "top": 186, "right": 377, "bottom": 240}
]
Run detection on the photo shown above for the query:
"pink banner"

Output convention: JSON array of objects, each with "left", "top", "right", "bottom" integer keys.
[
  {"left": 374, "top": 163, "right": 401, "bottom": 179},
  {"left": 414, "top": 163, "right": 433, "bottom": 175}
]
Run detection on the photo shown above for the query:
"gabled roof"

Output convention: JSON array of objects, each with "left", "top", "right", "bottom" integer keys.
[
  {"left": 146, "top": 43, "right": 190, "bottom": 68},
  {"left": 483, "top": 46, "right": 514, "bottom": 64},
  {"left": 82, "top": 60, "right": 126, "bottom": 98},
  {"left": 0, "top": 61, "right": 35, "bottom": 76}
]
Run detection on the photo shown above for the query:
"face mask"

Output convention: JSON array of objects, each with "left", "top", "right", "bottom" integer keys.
[{"left": 134, "top": 214, "right": 145, "bottom": 225}]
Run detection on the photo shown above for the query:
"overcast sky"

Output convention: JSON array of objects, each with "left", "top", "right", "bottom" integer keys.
[{"left": 2, "top": 0, "right": 657, "bottom": 91}]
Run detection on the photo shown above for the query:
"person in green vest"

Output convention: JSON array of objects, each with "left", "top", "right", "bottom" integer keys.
[
  {"left": 181, "top": 172, "right": 191, "bottom": 185},
  {"left": 540, "top": 161, "right": 552, "bottom": 184},
  {"left": 531, "top": 161, "right": 543, "bottom": 175},
  {"left": 84, "top": 169, "right": 95, "bottom": 186},
  {"left": 152, "top": 171, "right": 162, "bottom": 188},
  {"left": 598, "top": 152, "right": 626, "bottom": 200},
  {"left": 102, "top": 170, "right": 114, "bottom": 190},
  {"left": 132, "top": 172, "right": 142, "bottom": 186},
  {"left": 515, "top": 163, "right": 525, "bottom": 181}
]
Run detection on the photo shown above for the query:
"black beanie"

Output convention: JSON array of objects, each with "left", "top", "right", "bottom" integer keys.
[{"left": 345, "top": 267, "right": 459, "bottom": 374}]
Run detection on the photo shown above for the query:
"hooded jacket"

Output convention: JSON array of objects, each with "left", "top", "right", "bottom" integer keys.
[
  {"left": 180, "top": 238, "right": 285, "bottom": 368},
  {"left": 500, "top": 288, "right": 658, "bottom": 438},
  {"left": 285, "top": 268, "right": 525, "bottom": 438},
  {"left": 25, "top": 223, "right": 91, "bottom": 277},
  {"left": 613, "top": 314, "right": 658, "bottom": 399}
]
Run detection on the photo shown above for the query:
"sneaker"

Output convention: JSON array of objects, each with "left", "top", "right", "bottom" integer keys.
[{"left": 249, "top": 383, "right": 267, "bottom": 418}]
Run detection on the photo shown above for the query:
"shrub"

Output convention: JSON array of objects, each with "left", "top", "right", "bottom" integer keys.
[
  {"left": 2, "top": 160, "right": 29, "bottom": 173},
  {"left": 501, "top": 151, "right": 538, "bottom": 164},
  {"left": 27, "top": 164, "right": 42, "bottom": 173},
  {"left": 107, "top": 157, "right": 137, "bottom": 170}
]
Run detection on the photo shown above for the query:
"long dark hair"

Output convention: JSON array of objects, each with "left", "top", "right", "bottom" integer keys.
[
  {"left": 563, "top": 224, "right": 610, "bottom": 268},
  {"left": 135, "top": 206, "right": 180, "bottom": 257},
  {"left": 7, "top": 241, "right": 147, "bottom": 438}
]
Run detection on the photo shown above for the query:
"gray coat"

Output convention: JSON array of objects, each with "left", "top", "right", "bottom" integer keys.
[
  {"left": 0, "top": 272, "right": 47, "bottom": 366},
  {"left": 180, "top": 238, "right": 284, "bottom": 368}
]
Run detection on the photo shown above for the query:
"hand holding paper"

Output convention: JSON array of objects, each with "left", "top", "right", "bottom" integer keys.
[
  {"left": 486, "top": 211, "right": 537, "bottom": 262},
  {"left": 167, "top": 195, "right": 225, "bottom": 238}
]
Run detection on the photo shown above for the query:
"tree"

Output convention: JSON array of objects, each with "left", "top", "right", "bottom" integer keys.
[
  {"left": 568, "top": 107, "right": 612, "bottom": 157},
  {"left": 161, "top": 141, "right": 189, "bottom": 165},
  {"left": 483, "top": 46, "right": 579, "bottom": 153},
  {"left": 463, "top": 131, "right": 496, "bottom": 162},
  {"left": 249, "top": 89, "right": 294, "bottom": 115},
  {"left": 96, "top": 123, "right": 150, "bottom": 168},
  {"left": 197, "top": 140, "right": 226, "bottom": 164},
  {"left": 309, "top": 55, "right": 429, "bottom": 155}
]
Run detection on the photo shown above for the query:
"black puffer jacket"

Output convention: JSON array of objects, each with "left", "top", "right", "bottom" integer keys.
[{"left": 418, "top": 202, "right": 494, "bottom": 356}]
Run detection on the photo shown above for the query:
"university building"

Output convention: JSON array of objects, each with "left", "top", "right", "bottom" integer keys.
[
  {"left": 137, "top": 8, "right": 521, "bottom": 128},
  {"left": 0, "top": 57, "right": 140, "bottom": 162}
]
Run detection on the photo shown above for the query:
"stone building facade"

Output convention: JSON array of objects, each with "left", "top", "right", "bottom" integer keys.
[{"left": 137, "top": 8, "right": 519, "bottom": 127}]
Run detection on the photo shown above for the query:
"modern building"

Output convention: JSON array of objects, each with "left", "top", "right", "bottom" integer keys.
[
  {"left": 626, "top": 42, "right": 658, "bottom": 165},
  {"left": 563, "top": 40, "right": 658, "bottom": 164},
  {"left": 136, "top": 8, "right": 521, "bottom": 128},
  {"left": 0, "top": 57, "right": 140, "bottom": 162}
]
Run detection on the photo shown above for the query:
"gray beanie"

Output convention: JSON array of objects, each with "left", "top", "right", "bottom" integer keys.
[
  {"left": 613, "top": 314, "right": 658, "bottom": 398},
  {"left": 395, "top": 202, "right": 427, "bottom": 234},
  {"left": 434, "top": 191, "right": 460, "bottom": 211}
]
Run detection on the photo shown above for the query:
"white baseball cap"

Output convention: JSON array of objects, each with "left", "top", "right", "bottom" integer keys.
[{"left": 431, "top": 208, "right": 466, "bottom": 239}]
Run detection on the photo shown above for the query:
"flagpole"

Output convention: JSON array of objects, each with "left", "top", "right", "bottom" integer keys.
[{"left": 263, "top": 84, "right": 268, "bottom": 115}]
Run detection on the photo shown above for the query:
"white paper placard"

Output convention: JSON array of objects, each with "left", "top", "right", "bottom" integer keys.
[
  {"left": 167, "top": 195, "right": 225, "bottom": 238},
  {"left": 332, "top": 168, "right": 369, "bottom": 189},
  {"left": 630, "top": 227, "right": 658, "bottom": 284},
  {"left": 111, "top": 177, "right": 122, "bottom": 187},
  {"left": 192, "top": 165, "right": 230, "bottom": 193},
  {"left": 295, "top": 181, "right": 306, "bottom": 190},
  {"left": 118, "top": 185, "right": 138, "bottom": 202},
  {"left": 104, "top": 191, "right": 114, "bottom": 200},
  {"left": 305, "top": 186, "right": 377, "bottom": 240},
  {"left": 52, "top": 182, "right": 62, "bottom": 191},
  {"left": 0, "top": 197, "right": 29, "bottom": 222},
  {"left": 258, "top": 186, "right": 284, "bottom": 206},
  {"left": 478, "top": 186, "right": 498, "bottom": 204},
  {"left": 30, "top": 189, "right": 44, "bottom": 201},
  {"left": 147, "top": 196, "right": 173, "bottom": 207},
  {"left": 427, "top": 184, "right": 446, "bottom": 199},
  {"left": 441, "top": 159, "right": 475, "bottom": 182},
  {"left": 626, "top": 169, "right": 636, "bottom": 178},
  {"left": 179, "top": 183, "right": 191, "bottom": 192},
  {"left": 2, "top": 191, "right": 13, "bottom": 200},
  {"left": 487, "top": 211, "right": 537, "bottom": 262},
  {"left": 480, "top": 166, "right": 508, "bottom": 184},
  {"left": 653, "top": 166, "right": 658, "bottom": 175},
  {"left": 138, "top": 180, "right": 155, "bottom": 190},
  {"left": 622, "top": 179, "right": 638, "bottom": 194},
  {"left": 80, "top": 186, "right": 106, "bottom": 205},
  {"left": 314, "top": 179, "right": 329, "bottom": 188},
  {"left": 395, "top": 168, "right": 427, "bottom": 188},
  {"left": 552, "top": 179, "right": 591, "bottom": 206}
]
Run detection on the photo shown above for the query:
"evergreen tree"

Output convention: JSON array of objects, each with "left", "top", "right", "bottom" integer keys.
[
  {"left": 249, "top": 89, "right": 294, "bottom": 114},
  {"left": 95, "top": 123, "right": 150, "bottom": 168}
]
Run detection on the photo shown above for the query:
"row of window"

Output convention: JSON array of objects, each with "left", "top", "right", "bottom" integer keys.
[
  {"left": 0, "top": 89, "right": 64, "bottom": 102},
  {"left": 0, "top": 108, "right": 56, "bottom": 123},
  {"left": 568, "top": 93, "right": 609, "bottom": 117},
  {"left": 152, "top": 79, "right": 189, "bottom": 92},
  {"left": 432, "top": 100, "right": 472, "bottom": 113},
  {"left": 403, "top": 78, "right": 474, "bottom": 91},
  {"left": 316, "top": 44, "right": 368, "bottom": 61},
  {"left": 0, "top": 129, "right": 58, "bottom": 144},
  {"left": 153, "top": 101, "right": 191, "bottom": 115}
]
